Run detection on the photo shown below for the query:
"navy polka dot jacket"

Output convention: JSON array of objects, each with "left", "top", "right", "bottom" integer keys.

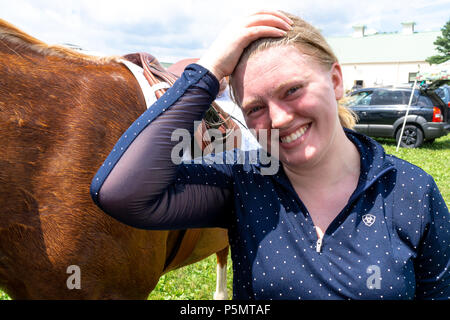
[{"left": 91, "top": 64, "right": 449, "bottom": 300}]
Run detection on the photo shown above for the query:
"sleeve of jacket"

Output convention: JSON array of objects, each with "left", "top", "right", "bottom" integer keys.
[
  {"left": 414, "top": 175, "right": 450, "bottom": 300},
  {"left": 90, "top": 64, "right": 234, "bottom": 230}
]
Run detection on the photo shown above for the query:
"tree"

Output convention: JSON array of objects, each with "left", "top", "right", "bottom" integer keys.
[{"left": 426, "top": 19, "right": 450, "bottom": 65}]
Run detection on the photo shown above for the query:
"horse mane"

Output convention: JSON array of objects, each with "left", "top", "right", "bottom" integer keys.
[{"left": 0, "top": 19, "right": 119, "bottom": 64}]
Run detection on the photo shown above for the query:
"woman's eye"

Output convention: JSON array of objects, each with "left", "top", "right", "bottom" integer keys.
[
  {"left": 286, "top": 86, "right": 300, "bottom": 96},
  {"left": 247, "top": 106, "right": 264, "bottom": 115}
]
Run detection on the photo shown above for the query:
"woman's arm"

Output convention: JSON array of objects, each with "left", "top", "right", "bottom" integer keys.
[
  {"left": 90, "top": 11, "right": 294, "bottom": 230},
  {"left": 414, "top": 175, "right": 450, "bottom": 299},
  {"left": 91, "top": 64, "right": 234, "bottom": 230}
]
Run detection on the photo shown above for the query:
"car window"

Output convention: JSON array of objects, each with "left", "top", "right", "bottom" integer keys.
[
  {"left": 370, "top": 90, "right": 406, "bottom": 105},
  {"left": 435, "top": 88, "right": 445, "bottom": 101},
  {"left": 346, "top": 91, "right": 372, "bottom": 106},
  {"left": 415, "top": 94, "right": 433, "bottom": 107},
  {"left": 435, "top": 86, "right": 449, "bottom": 104}
]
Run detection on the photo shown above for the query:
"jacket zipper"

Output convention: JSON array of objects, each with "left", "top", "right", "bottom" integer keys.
[
  {"left": 314, "top": 165, "right": 395, "bottom": 254},
  {"left": 316, "top": 237, "right": 323, "bottom": 253}
]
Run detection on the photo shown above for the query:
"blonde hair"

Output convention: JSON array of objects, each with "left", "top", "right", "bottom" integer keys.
[{"left": 229, "top": 12, "right": 356, "bottom": 129}]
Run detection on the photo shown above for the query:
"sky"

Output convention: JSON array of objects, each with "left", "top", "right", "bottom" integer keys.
[{"left": 1, "top": 0, "right": 449, "bottom": 63}]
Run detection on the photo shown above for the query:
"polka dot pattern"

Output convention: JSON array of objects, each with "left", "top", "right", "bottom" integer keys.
[{"left": 179, "top": 130, "right": 449, "bottom": 300}]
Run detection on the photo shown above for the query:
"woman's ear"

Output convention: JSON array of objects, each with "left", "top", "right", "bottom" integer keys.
[{"left": 330, "top": 62, "right": 344, "bottom": 100}]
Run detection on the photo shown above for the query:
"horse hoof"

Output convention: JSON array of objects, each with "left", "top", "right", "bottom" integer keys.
[{"left": 213, "top": 291, "right": 228, "bottom": 300}]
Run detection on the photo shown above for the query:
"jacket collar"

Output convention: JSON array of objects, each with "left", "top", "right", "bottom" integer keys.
[
  {"left": 269, "top": 129, "right": 396, "bottom": 198},
  {"left": 344, "top": 129, "right": 396, "bottom": 202}
]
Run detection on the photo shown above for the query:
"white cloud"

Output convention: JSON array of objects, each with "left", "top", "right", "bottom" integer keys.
[{"left": 1, "top": 0, "right": 448, "bottom": 62}]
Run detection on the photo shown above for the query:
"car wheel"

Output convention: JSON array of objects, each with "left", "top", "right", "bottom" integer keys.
[{"left": 395, "top": 125, "right": 424, "bottom": 148}]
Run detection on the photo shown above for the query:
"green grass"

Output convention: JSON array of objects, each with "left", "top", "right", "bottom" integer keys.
[
  {"left": 147, "top": 254, "right": 233, "bottom": 300},
  {"left": 1, "top": 134, "right": 448, "bottom": 300},
  {"left": 0, "top": 290, "right": 11, "bottom": 300}
]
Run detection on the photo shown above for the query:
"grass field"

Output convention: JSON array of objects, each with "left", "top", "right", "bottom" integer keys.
[{"left": 1, "top": 134, "right": 448, "bottom": 300}]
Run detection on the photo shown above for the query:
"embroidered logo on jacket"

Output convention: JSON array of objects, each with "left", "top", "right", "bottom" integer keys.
[{"left": 362, "top": 214, "right": 376, "bottom": 227}]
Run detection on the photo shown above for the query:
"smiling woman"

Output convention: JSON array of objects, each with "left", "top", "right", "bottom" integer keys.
[
  {"left": 230, "top": 45, "right": 351, "bottom": 170},
  {"left": 228, "top": 13, "right": 356, "bottom": 130},
  {"left": 90, "top": 10, "right": 449, "bottom": 300}
]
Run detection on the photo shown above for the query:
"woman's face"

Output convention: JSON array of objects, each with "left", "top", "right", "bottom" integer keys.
[{"left": 232, "top": 45, "right": 344, "bottom": 170}]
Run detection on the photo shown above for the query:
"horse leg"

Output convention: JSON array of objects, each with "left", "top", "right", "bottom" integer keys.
[{"left": 213, "top": 245, "right": 229, "bottom": 300}]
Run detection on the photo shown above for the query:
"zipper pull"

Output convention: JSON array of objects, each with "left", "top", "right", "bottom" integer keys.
[{"left": 316, "top": 237, "right": 323, "bottom": 253}]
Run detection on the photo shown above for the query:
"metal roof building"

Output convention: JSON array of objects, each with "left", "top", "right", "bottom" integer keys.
[{"left": 326, "top": 23, "right": 441, "bottom": 91}]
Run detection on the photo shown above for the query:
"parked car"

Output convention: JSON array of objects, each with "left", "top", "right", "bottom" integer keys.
[{"left": 345, "top": 86, "right": 449, "bottom": 148}]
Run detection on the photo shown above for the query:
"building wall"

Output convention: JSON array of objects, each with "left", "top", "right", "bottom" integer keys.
[{"left": 340, "top": 61, "right": 432, "bottom": 92}]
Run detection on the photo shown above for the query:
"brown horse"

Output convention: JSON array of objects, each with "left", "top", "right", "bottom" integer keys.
[{"left": 0, "top": 19, "right": 231, "bottom": 299}]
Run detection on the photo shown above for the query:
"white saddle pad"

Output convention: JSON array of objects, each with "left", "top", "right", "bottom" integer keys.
[{"left": 121, "top": 59, "right": 170, "bottom": 109}]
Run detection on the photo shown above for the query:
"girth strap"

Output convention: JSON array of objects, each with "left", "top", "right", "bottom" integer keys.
[{"left": 162, "top": 229, "right": 203, "bottom": 274}]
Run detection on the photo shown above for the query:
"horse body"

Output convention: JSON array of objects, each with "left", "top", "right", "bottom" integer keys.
[{"left": 0, "top": 19, "right": 228, "bottom": 299}]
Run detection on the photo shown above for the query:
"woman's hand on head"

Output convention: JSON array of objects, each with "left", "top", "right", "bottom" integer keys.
[{"left": 198, "top": 10, "right": 293, "bottom": 81}]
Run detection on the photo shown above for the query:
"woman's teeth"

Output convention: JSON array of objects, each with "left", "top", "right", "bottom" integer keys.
[{"left": 280, "top": 125, "right": 309, "bottom": 144}]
